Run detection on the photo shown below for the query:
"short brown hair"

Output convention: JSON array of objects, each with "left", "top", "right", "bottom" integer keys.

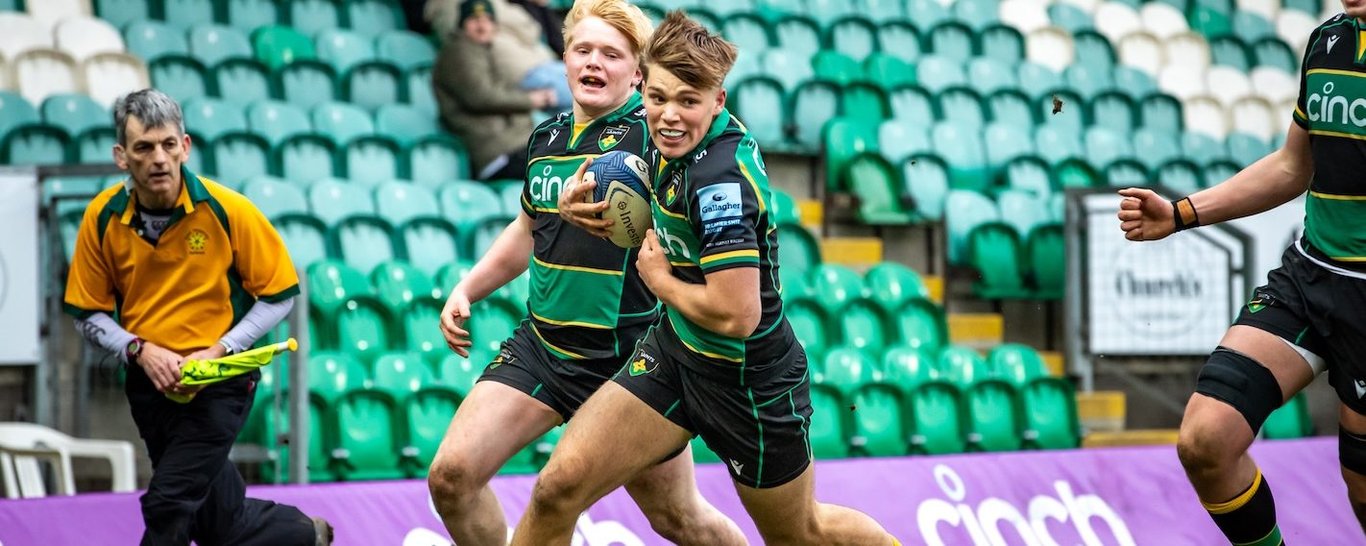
[
  {"left": 643, "top": 10, "right": 737, "bottom": 91},
  {"left": 561, "top": 0, "right": 653, "bottom": 56}
]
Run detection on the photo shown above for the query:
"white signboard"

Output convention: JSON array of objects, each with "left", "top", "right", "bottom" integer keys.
[
  {"left": 1083, "top": 193, "right": 1246, "bottom": 355},
  {"left": 0, "top": 170, "right": 40, "bottom": 364}
]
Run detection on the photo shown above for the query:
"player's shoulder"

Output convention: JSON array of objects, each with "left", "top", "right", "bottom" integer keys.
[
  {"left": 688, "top": 118, "right": 755, "bottom": 185},
  {"left": 82, "top": 180, "right": 128, "bottom": 222}
]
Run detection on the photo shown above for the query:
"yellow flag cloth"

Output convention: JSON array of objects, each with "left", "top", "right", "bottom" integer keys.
[{"left": 166, "top": 338, "right": 297, "bottom": 403}]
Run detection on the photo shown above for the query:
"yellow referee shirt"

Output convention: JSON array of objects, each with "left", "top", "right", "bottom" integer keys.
[{"left": 64, "top": 166, "right": 299, "bottom": 354}]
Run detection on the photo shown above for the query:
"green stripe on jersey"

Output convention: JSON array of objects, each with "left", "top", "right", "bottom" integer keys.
[
  {"left": 1305, "top": 195, "right": 1366, "bottom": 260},
  {"left": 529, "top": 258, "right": 627, "bottom": 329}
]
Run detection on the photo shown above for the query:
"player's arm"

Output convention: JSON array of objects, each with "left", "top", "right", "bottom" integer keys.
[
  {"left": 1118, "top": 122, "right": 1312, "bottom": 241},
  {"left": 637, "top": 239, "right": 760, "bottom": 338},
  {"left": 440, "top": 212, "right": 534, "bottom": 356},
  {"left": 557, "top": 157, "right": 613, "bottom": 237}
]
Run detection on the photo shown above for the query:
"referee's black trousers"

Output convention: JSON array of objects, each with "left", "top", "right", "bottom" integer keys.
[{"left": 126, "top": 367, "right": 316, "bottom": 545}]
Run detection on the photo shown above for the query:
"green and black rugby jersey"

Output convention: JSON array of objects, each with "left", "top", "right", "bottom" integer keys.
[
  {"left": 1292, "top": 13, "right": 1366, "bottom": 267},
  {"left": 647, "top": 108, "right": 791, "bottom": 373},
  {"left": 519, "top": 92, "right": 659, "bottom": 360}
]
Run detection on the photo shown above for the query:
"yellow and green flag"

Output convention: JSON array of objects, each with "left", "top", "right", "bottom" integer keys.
[{"left": 167, "top": 338, "right": 297, "bottom": 403}]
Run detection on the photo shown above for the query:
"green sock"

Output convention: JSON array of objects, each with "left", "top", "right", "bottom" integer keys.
[{"left": 1201, "top": 468, "right": 1284, "bottom": 546}]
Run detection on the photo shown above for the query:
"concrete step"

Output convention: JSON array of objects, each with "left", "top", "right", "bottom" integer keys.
[
  {"left": 1077, "top": 390, "right": 1126, "bottom": 433},
  {"left": 820, "top": 237, "right": 882, "bottom": 268},
  {"left": 946, "top": 313, "right": 1003, "bottom": 349},
  {"left": 797, "top": 198, "right": 822, "bottom": 227},
  {"left": 1082, "top": 429, "right": 1179, "bottom": 448},
  {"left": 1040, "top": 350, "right": 1065, "bottom": 377},
  {"left": 923, "top": 275, "right": 943, "bottom": 304}
]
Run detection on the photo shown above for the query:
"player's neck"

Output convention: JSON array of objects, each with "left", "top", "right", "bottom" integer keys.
[
  {"left": 133, "top": 183, "right": 180, "bottom": 210},
  {"left": 572, "top": 98, "right": 628, "bottom": 127}
]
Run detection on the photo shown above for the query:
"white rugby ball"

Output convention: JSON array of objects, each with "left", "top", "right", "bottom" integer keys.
[{"left": 587, "top": 150, "right": 654, "bottom": 248}]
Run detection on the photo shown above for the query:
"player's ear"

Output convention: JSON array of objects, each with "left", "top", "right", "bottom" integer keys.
[
  {"left": 113, "top": 143, "right": 128, "bottom": 170},
  {"left": 711, "top": 88, "right": 726, "bottom": 116}
]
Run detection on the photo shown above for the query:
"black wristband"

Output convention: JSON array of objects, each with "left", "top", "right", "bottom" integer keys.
[{"left": 1171, "top": 197, "right": 1200, "bottom": 232}]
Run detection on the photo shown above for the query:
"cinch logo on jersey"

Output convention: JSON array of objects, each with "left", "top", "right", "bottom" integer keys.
[
  {"left": 526, "top": 158, "right": 584, "bottom": 208},
  {"left": 1304, "top": 70, "right": 1366, "bottom": 137}
]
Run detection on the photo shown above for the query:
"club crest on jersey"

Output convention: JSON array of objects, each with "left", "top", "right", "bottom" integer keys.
[
  {"left": 186, "top": 229, "right": 208, "bottom": 254},
  {"left": 598, "top": 124, "right": 630, "bottom": 151},
  {"left": 664, "top": 172, "right": 683, "bottom": 205},
  {"left": 628, "top": 352, "right": 658, "bottom": 376}
]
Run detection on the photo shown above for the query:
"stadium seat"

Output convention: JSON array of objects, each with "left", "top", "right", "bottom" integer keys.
[
  {"left": 74, "top": 127, "right": 116, "bottom": 164},
  {"left": 286, "top": 0, "right": 343, "bottom": 36},
  {"left": 399, "top": 298, "right": 449, "bottom": 366},
  {"left": 375, "top": 30, "right": 435, "bottom": 71},
  {"left": 1117, "top": 31, "right": 1163, "bottom": 77},
  {"left": 437, "top": 351, "right": 483, "bottom": 397},
  {"left": 274, "top": 133, "right": 338, "bottom": 180},
  {"left": 880, "top": 344, "right": 940, "bottom": 395},
  {"left": 1209, "top": 35, "right": 1253, "bottom": 72},
  {"left": 915, "top": 55, "right": 966, "bottom": 92},
  {"left": 12, "top": 49, "right": 81, "bottom": 109},
  {"left": 937, "top": 86, "right": 986, "bottom": 129},
  {"left": 329, "top": 213, "right": 400, "bottom": 273},
  {"left": 164, "top": 0, "right": 215, "bottom": 30},
  {"left": 1064, "top": 63, "right": 1114, "bottom": 99},
  {"left": 1001, "top": 156, "right": 1052, "bottom": 196},
  {"left": 253, "top": 25, "right": 316, "bottom": 70},
  {"left": 494, "top": 180, "right": 523, "bottom": 217},
  {"left": 966, "top": 222, "right": 1027, "bottom": 299},
  {"left": 818, "top": 347, "right": 877, "bottom": 396},
  {"left": 40, "top": 94, "right": 105, "bottom": 138},
  {"left": 863, "top": 53, "right": 916, "bottom": 91},
  {"left": 405, "top": 63, "right": 437, "bottom": 116},
  {"left": 399, "top": 217, "right": 464, "bottom": 277},
  {"left": 375, "top": 104, "right": 439, "bottom": 147},
  {"left": 344, "top": 138, "right": 401, "bottom": 185},
  {"left": 333, "top": 292, "right": 398, "bottom": 364},
  {"left": 222, "top": 0, "right": 278, "bottom": 31},
  {"left": 965, "top": 58, "right": 1016, "bottom": 95},
  {"left": 437, "top": 180, "right": 502, "bottom": 226},
  {"left": 277, "top": 61, "right": 338, "bottom": 109},
  {"left": 345, "top": 0, "right": 405, "bottom": 37},
  {"left": 730, "top": 77, "right": 787, "bottom": 149},
  {"left": 722, "top": 13, "right": 772, "bottom": 53},
  {"left": 343, "top": 60, "right": 402, "bottom": 110},
  {"left": 807, "top": 264, "right": 865, "bottom": 310},
  {"left": 331, "top": 383, "right": 405, "bottom": 480},
  {"left": 1103, "top": 158, "right": 1152, "bottom": 187},
  {"left": 932, "top": 123, "right": 989, "bottom": 192},
  {"left": 892, "top": 297, "right": 947, "bottom": 354},
  {"left": 987, "top": 343, "right": 1050, "bottom": 387},
  {"left": 1026, "top": 223, "right": 1065, "bottom": 298},
  {"left": 1088, "top": 91, "right": 1138, "bottom": 136},
  {"left": 1046, "top": 3, "right": 1092, "bottom": 33},
  {"left": 809, "top": 385, "right": 850, "bottom": 459},
  {"left": 181, "top": 98, "right": 246, "bottom": 142},
  {"left": 273, "top": 213, "right": 330, "bottom": 268},
  {"left": 208, "top": 132, "right": 270, "bottom": 183},
  {"left": 983, "top": 123, "right": 1034, "bottom": 170},
  {"left": 823, "top": 117, "right": 879, "bottom": 191},
  {"left": 1251, "top": 37, "right": 1297, "bottom": 73},
  {"left": 83, "top": 53, "right": 151, "bottom": 110},
  {"left": 211, "top": 58, "right": 272, "bottom": 107},
  {"left": 96, "top": 0, "right": 153, "bottom": 29},
  {"left": 877, "top": 119, "right": 930, "bottom": 165},
  {"left": 307, "top": 260, "right": 377, "bottom": 319},
  {"left": 984, "top": 89, "right": 1034, "bottom": 129},
  {"left": 964, "top": 381, "right": 1024, "bottom": 451},
  {"left": 887, "top": 85, "right": 935, "bottom": 126},
  {"left": 374, "top": 181, "right": 439, "bottom": 226},
  {"left": 0, "top": 13, "right": 52, "bottom": 61},
  {"left": 908, "top": 382, "right": 966, "bottom": 455},
  {"left": 837, "top": 299, "right": 895, "bottom": 357},
  {"left": 906, "top": 0, "right": 950, "bottom": 29},
  {"left": 828, "top": 17, "right": 878, "bottom": 62},
  {"left": 777, "top": 224, "right": 822, "bottom": 292},
  {"left": 1021, "top": 379, "right": 1080, "bottom": 449},
  {"left": 1262, "top": 391, "right": 1311, "bottom": 439},
  {"left": 863, "top": 262, "right": 929, "bottom": 313},
  {"left": 995, "top": 189, "right": 1048, "bottom": 239},
  {"left": 241, "top": 175, "right": 308, "bottom": 218},
  {"left": 408, "top": 136, "right": 469, "bottom": 186},
  {"left": 295, "top": 351, "right": 368, "bottom": 482},
  {"left": 1112, "top": 65, "right": 1158, "bottom": 97},
  {"left": 785, "top": 298, "right": 835, "bottom": 363},
  {"left": 315, "top": 29, "right": 374, "bottom": 74},
  {"left": 375, "top": 352, "right": 459, "bottom": 474},
  {"left": 1, "top": 125, "right": 71, "bottom": 166},
  {"left": 124, "top": 21, "right": 188, "bottom": 62},
  {"left": 900, "top": 154, "right": 950, "bottom": 221},
  {"left": 789, "top": 81, "right": 840, "bottom": 152},
  {"left": 465, "top": 296, "right": 522, "bottom": 359},
  {"left": 246, "top": 100, "right": 310, "bottom": 147},
  {"left": 1182, "top": 131, "right": 1225, "bottom": 165},
  {"left": 1157, "top": 159, "right": 1205, "bottom": 194},
  {"left": 1084, "top": 126, "right": 1134, "bottom": 167},
  {"left": 840, "top": 82, "right": 888, "bottom": 122},
  {"left": 54, "top": 16, "right": 125, "bottom": 63},
  {"left": 149, "top": 56, "right": 211, "bottom": 102},
  {"left": 1016, "top": 61, "right": 1063, "bottom": 100},
  {"left": 876, "top": 21, "right": 922, "bottom": 64},
  {"left": 774, "top": 15, "right": 822, "bottom": 59},
  {"left": 187, "top": 25, "right": 254, "bottom": 69}
]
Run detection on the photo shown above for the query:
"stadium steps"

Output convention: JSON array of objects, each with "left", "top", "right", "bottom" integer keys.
[
  {"left": 922, "top": 274, "right": 943, "bottom": 303},
  {"left": 1077, "top": 390, "right": 1126, "bottom": 433},
  {"left": 819, "top": 236, "right": 881, "bottom": 268},
  {"left": 796, "top": 198, "right": 822, "bottom": 227},
  {"left": 1040, "top": 350, "right": 1065, "bottom": 377},
  {"left": 946, "top": 312, "right": 1003, "bottom": 349},
  {"left": 1082, "top": 429, "right": 1179, "bottom": 448}
]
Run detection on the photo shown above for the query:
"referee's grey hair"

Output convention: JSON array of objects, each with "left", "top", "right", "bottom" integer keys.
[{"left": 113, "top": 89, "right": 185, "bottom": 146}]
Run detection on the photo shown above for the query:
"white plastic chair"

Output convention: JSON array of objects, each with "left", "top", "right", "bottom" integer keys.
[
  {"left": 12, "top": 48, "right": 82, "bottom": 107},
  {"left": 1205, "top": 65, "right": 1252, "bottom": 107},
  {"left": 1276, "top": 97, "right": 1297, "bottom": 130},
  {"left": 1236, "top": 0, "right": 1280, "bottom": 20},
  {"left": 26, "top": 0, "right": 92, "bottom": 32},
  {"left": 54, "top": 16, "right": 126, "bottom": 62},
  {"left": 1158, "top": 64, "right": 1208, "bottom": 100},
  {"left": 1094, "top": 1, "right": 1143, "bottom": 44},
  {"left": 1056, "top": 0, "right": 1101, "bottom": 15},
  {"left": 0, "top": 422, "right": 135, "bottom": 498},
  {"left": 82, "top": 52, "right": 149, "bottom": 109},
  {"left": 0, "top": 55, "right": 10, "bottom": 91},
  {"left": 1250, "top": 65, "right": 1299, "bottom": 103},
  {"left": 1139, "top": 2, "right": 1190, "bottom": 38},
  {"left": 0, "top": 13, "right": 55, "bottom": 60},
  {"left": 1276, "top": 10, "right": 1317, "bottom": 57},
  {"left": 1026, "top": 27, "right": 1076, "bottom": 73},
  {"left": 999, "top": 0, "right": 1051, "bottom": 34},
  {"left": 1163, "top": 32, "right": 1212, "bottom": 72},
  {"left": 1118, "top": 31, "right": 1164, "bottom": 76},
  {"left": 1184, "top": 95, "right": 1230, "bottom": 139},
  {"left": 1229, "top": 96, "right": 1277, "bottom": 141}
]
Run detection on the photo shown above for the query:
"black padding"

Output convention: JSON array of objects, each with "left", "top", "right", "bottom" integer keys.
[
  {"left": 1196, "top": 346, "right": 1283, "bottom": 433},
  {"left": 1340, "top": 428, "right": 1366, "bottom": 476}
]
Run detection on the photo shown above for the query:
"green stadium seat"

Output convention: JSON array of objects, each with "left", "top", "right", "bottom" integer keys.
[
  {"left": 247, "top": 100, "right": 311, "bottom": 146},
  {"left": 1025, "top": 223, "right": 1064, "bottom": 299},
  {"left": 306, "top": 177, "right": 372, "bottom": 224},
  {"left": 932, "top": 122, "right": 989, "bottom": 191},
  {"left": 987, "top": 343, "right": 1049, "bottom": 387},
  {"left": 433, "top": 261, "right": 475, "bottom": 301},
  {"left": 315, "top": 29, "right": 374, "bottom": 73},
  {"left": 1016, "top": 62, "right": 1063, "bottom": 100},
  {"left": 400, "top": 217, "right": 464, "bottom": 277},
  {"left": 985, "top": 89, "right": 1034, "bottom": 129},
  {"left": 1262, "top": 392, "right": 1311, "bottom": 439},
  {"left": 937, "top": 86, "right": 986, "bottom": 129},
  {"left": 209, "top": 132, "right": 269, "bottom": 183},
  {"left": 371, "top": 259, "right": 438, "bottom": 313},
  {"left": 275, "top": 134, "right": 340, "bottom": 181},
  {"left": 813, "top": 50, "right": 864, "bottom": 87},
  {"left": 952, "top": 0, "right": 999, "bottom": 29},
  {"left": 819, "top": 347, "right": 877, "bottom": 396},
  {"left": 343, "top": 137, "right": 400, "bottom": 185},
  {"left": 438, "top": 180, "right": 502, "bottom": 226},
  {"left": 726, "top": 50, "right": 764, "bottom": 89},
  {"left": 996, "top": 188, "right": 1047, "bottom": 238},
  {"left": 307, "top": 259, "right": 375, "bottom": 317},
  {"left": 1, "top": 125, "right": 71, "bottom": 166},
  {"left": 1088, "top": 91, "right": 1138, "bottom": 136},
  {"left": 346, "top": 0, "right": 405, "bottom": 37},
  {"left": 273, "top": 213, "right": 329, "bottom": 268},
  {"left": 730, "top": 76, "right": 788, "bottom": 149},
  {"left": 1053, "top": 158, "right": 1100, "bottom": 190},
  {"left": 164, "top": 0, "right": 216, "bottom": 30},
  {"left": 758, "top": 49, "right": 811, "bottom": 94},
  {"left": 1209, "top": 35, "right": 1252, "bottom": 71},
  {"left": 226, "top": 0, "right": 281, "bottom": 31},
  {"left": 862, "top": 0, "right": 903, "bottom": 20},
  {"left": 1072, "top": 31, "right": 1116, "bottom": 72},
  {"left": 183, "top": 98, "right": 247, "bottom": 141},
  {"left": 278, "top": 61, "right": 339, "bottom": 109},
  {"left": 807, "top": 0, "right": 859, "bottom": 25},
  {"left": 721, "top": 13, "right": 773, "bottom": 53},
  {"left": 980, "top": 24, "right": 1024, "bottom": 63},
  {"left": 212, "top": 58, "right": 273, "bottom": 106},
  {"left": 1085, "top": 127, "right": 1134, "bottom": 167},
  {"left": 125, "top": 21, "right": 189, "bottom": 62},
  {"left": 376, "top": 30, "right": 435, "bottom": 71},
  {"left": 1133, "top": 128, "right": 1181, "bottom": 170},
  {"left": 97, "top": 0, "right": 153, "bottom": 28},
  {"left": 335, "top": 293, "right": 398, "bottom": 364},
  {"left": 408, "top": 136, "right": 469, "bottom": 185},
  {"left": 0, "top": 92, "right": 39, "bottom": 138},
  {"left": 1280, "top": 0, "right": 1318, "bottom": 16},
  {"left": 297, "top": 351, "right": 369, "bottom": 481},
  {"left": 1111, "top": 66, "right": 1157, "bottom": 97},
  {"left": 908, "top": 382, "right": 966, "bottom": 455},
  {"left": 242, "top": 176, "right": 307, "bottom": 218},
  {"left": 863, "top": 53, "right": 916, "bottom": 91},
  {"left": 984, "top": 123, "right": 1034, "bottom": 170},
  {"left": 809, "top": 384, "right": 850, "bottom": 459},
  {"left": 900, "top": 153, "right": 950, "bottom": 221},
  {"left": 892, "top": 297, "right": 946, "bottom": 354},
  {"left": 375, "top": 104, "right": 439, "bottom": 147},
  {"left": 372, "top": 351, "right": 432, "bottom": 399},
  {"left": 466, "top": 296, "right": 522, "bottom": 358},
  {"left": 149, "top": 56, "right": 211, "bottom": 102},
  {"left": 888, "top": 85, "right": 935, "bottom": 125},
  {"left": 849, "top": 382, "right": 906, "bottom": 457},
  {"left": 1064, "top": 64, "right": 1113, "bottom": 99},
  {"left": 1103, "top": 159, "right": 1151, "bottom": 187},
  {"left": 927, "top": 22, "right": 976, "bottom": 63},
  {"left": 1021, "top": 379, "right": 1080, "bottom": 449},
  {"left": 823, "top": 117, "right": 879, "bottom": 192},
  {"left": 74, "top": 128, "right": 117, "bottom": 165},
  {"left": 863, "top": 262, "right": 928, "bottom": 313},
  {"left": 374, "top": 180, "right": 439, "bottom": 225},
  {"left": 1034, "top": 125, "right": 1083, "bottom": 165},
  {"left": 785, "top": 297, "right": 835, "bottom": 364},
  {"left": 906, "top": 0, "right": 950, "bottom": 29},
  {"left": 330, "top": 214, "right": 401, "bottom": 273},
  {"left": 966, "top": 222, "right": 1027, "bottom": 299},
  {"left": 1038, "top": 88, "right": 1085, "bottom": 133},
  {"left": 1182, "top": 131, "right": 1225, "bottom": 165},
  {"left": 939, "top": 344, "right": 992, "bottom": 386},
  {"left": 190, "top": 25, "right": 254, "bottom": 68},
  {"left": 464, "top": 214, "right": 515, "bottom": 259},
  {"left": 915, "top": 55, "right": 966, "bottom": 92},
  {"left": 405, "top": 63, "right": 437, "bottom": 116},
  {"left": 847, "top": 154, "right": 916, "bottom": 224},
  {"left": 1047, "top": 3, "right": 1092, "bottom": 33},
  {"left": 1139, "top": 93, "right": 1183, "bottom": 134},
  {"left": 966, "top": 57, "right": 1017, "bottom": 95},
  {"left": 876, "top": 22, "right": 922, "bottom": 64},
  {"left": 964, "top": 381, "right": 1023, "bottom": 451},
  {"left": 807, "top": 264, "right": 865, "bottom": 309},
  {"left": 775, "top": 15, "right": 822, "bottom": 59},
  {"left": 837, "top": 299, "right": 896, "bottom": 357},
  {"left": 828, "top": 16, "right": 878, "bottom": 62},
  {"left": 496, "top": 270, "right": 530, "bottom": 306},
  {"left": 1227, "top": 132, "right": 1272, "bottom": 167},
  {"left": 877, "top": 119, "right": 930, "bottom": 164},
  {"left": 1001, "top": 156, "right": 1052, "bottom": 196},
  {"left": 1233, "top": 11, "right": 1276, "bottom": 43},
  {"left": 1157, "top": 159, "right": 1204, "bottom": 194},
  {"left": 790, "top": 80, "right": 841, "bottom": 152},
  {"left": 253, "top": 25, "right": 317, "bottom": 69},
  {"left": 493, "top": 180, "right": 522, "bottom": 217},
  {"left": 40, "top": 94, "right": 106, "bottom": 138},
  {"left": 398, "top": 375, "right": 462, "bottom": 472},
  {"left": 438, "top": 352, "right": 484, "bottom": 397},
  {"left": 344, "top": 61, "right": 403, "bottom": 110},
  {"left": 768, "top": 188, "right": 801, "bottom": 226},
  {"left": 880, "top": 344, "right": 940, "bottom": 395},
  {"left": 332, "top": 383, "right": 405, "bottom": 480},
  {"left": 287, "top": 0, "right": 343, "bottom": 36},
  {"left": 777, "top": 224, "right": 822, "bottom": 293},
  {"left": 397, "top": 296, "right": 449, "bottom": 366},
  {"left": 1203, "top": 159, "right": 1239, "bottom": 187}
]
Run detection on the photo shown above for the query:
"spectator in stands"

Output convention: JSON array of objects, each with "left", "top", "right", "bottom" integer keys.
[
  {"left": 432, "top": 0, "right": 565, "bottom": 179},
  {"left": 1117, "top": 8, "right": 1366, "bottom": 543},
  {"left": 513, "top": 12, "right": 896, "bottom": 546},
  {"left": 63, "top": 89, "right": 332, "bottom": 546},
  {"left": 507, "top": 0, "right": 566, "bottom": 57}
]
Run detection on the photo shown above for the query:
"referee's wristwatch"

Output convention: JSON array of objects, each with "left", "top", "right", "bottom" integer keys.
[{"left": 125, "top": 337, "right": 145, "bottom": 364}]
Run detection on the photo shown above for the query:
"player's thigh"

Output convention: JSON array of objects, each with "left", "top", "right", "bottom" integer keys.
[
  {"left": 541, "top": 381, "right": 692, "bottom": 501},
  {"left": 432, "top": 381, "right": 561, "bottom": 480},
  {"left": 1339, "top": 403, "right": 1366, "bottom": 500},
  {"left": 622, "top": 443, "right": 699, "bottom": 513},
  {"left": 1219, "top": 325, "right": 1317, "bottom": 400},
  {"left": 1183, "top": 325, "right": 1319, "bottom": 444},
  {"left": 733, "top": 464, "right": 818, "bottom": 541}
]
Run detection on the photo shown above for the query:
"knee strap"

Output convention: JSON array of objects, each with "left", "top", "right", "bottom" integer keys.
[
  {"left": 1196, "top": 347, "right": 1283, "bottom": 434},
  {"left": 1341, "top": 428, "right": 1366, "bottom": 476}
]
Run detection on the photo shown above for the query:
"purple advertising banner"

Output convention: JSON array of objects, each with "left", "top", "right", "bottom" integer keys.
[{"left": 0, "top": 437, "right": 1359, "bottom": 545}]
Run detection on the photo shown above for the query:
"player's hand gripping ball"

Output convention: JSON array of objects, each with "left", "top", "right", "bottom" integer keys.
[{"left": 587, "top": 150, "right": 654, "bottom": 248}]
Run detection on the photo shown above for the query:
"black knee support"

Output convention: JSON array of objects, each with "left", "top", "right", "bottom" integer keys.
[
  {"left": 1196, "top": 346, "right": 1283, "bottom": 434},
  {"left": 1341, "top": 428, "right": 1366, "bottom": 476}
]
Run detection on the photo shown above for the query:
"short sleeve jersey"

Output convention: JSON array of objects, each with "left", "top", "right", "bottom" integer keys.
[
  {"left": 648, "top": 109, "right": 788, "bottom": 369},
  {"left": 520, "top": 93, "right": 660, "bottom": 360},
  {"left": 1292, "top": 14, "right": 1366, "bottom": 265},
  {"left": 64, "top": 167, "right": 299, "bottom": 353}
]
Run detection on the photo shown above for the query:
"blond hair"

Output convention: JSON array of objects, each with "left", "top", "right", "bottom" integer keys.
[
  {"left": 643, "top": 10, "right": 737, "bottom": 91},
  {"left": 561, "top": 0, "right": 653, "bottom": 56}
]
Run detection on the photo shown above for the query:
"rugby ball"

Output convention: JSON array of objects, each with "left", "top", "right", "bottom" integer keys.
[{"left": 587, "top": 150, "right": 654, "bottom": 248}]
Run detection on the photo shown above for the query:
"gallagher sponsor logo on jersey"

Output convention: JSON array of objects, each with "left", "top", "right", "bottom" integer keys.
[
  {"left": 698, "top": 183, "right": 743, "bottom": 221},
  {"left": 1304, "top": 70, "right": 1366, "bottom": 138}
]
